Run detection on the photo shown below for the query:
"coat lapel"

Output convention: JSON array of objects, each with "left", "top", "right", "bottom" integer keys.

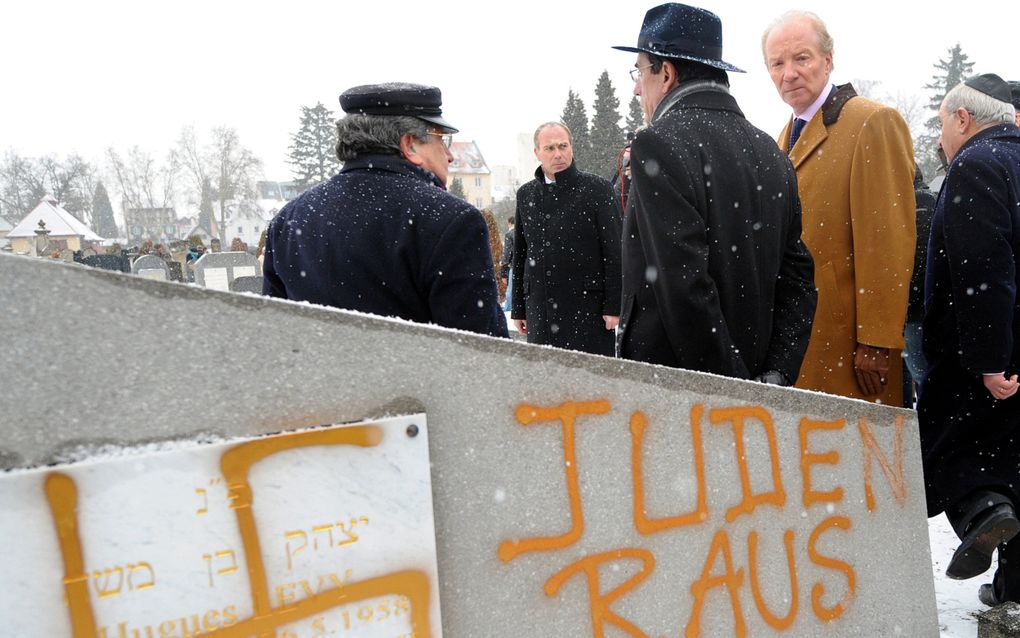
[{"left": 788, "top": 113, "right": 827, "bottom": 169}]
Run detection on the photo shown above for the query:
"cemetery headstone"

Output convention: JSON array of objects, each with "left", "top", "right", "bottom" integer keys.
[
  {"left": 194, "top": 251, "right": 261, "bottom": 292},
  {"left": 131, "top": 255, "right": 170, "bottom": 281}
]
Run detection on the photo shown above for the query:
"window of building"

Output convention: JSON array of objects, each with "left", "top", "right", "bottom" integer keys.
[{"left": 474, "top": 177, "right": 482, "bottom": 187}]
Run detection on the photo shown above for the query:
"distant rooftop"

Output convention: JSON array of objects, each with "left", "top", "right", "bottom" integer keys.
[{"left": 449, "top": 141, "right": 490, "bottom": 175}]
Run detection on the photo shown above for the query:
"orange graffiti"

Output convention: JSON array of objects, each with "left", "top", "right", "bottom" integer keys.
[
  {"left": 799, "top": 418, "right": 846, "bottom": 507},
  {"left": 45, "top": 423, "right": 434, "bottom": 638},
  {"left": 544, "top": 548, "right": 655, "bottom": 638},
  {"left": 709, "top": 406, "right": 786, "bottom": 523},
  {"left": 858, "top": 415, "right": 907, "bottom": 511},
  {"left": 685, "top": 529, "right": 747, "bottom": 638},
  {"left": 630, "top": 406, "right": 708, "bottom": 535},
  {"left": 808, "top": 516, "right": 856, "bottom": 621},
  {"left": 498, "top": 400, "right": 610, "bottom": 563},
  {"left": 747, "top": 529, "right": 798, "bottom": 630},
  {"left": 45, "top": 474, "right": 98, "bottom": 638}
]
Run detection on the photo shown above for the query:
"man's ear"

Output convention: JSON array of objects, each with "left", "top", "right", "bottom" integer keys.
[
  {"left": 399, "top": 134, "right": 425, "bottom": 167},
  {"left": 661, "top": 59, "right": 680, "bottom": 93},
  {"left": 956, "top": 107, "right": 972, "bottom": 132}
]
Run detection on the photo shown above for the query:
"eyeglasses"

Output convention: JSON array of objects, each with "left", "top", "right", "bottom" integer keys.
[
  {"left": 629, "top": 64, "right": 655, "bottom": 82},
  {"left": 428, "top": 132, "right": 454, "bottom": 149}
]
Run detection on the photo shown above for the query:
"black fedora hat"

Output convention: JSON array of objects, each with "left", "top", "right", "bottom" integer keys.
[{"left": 613, "top": 3, "right": 744, "bottom": 73}]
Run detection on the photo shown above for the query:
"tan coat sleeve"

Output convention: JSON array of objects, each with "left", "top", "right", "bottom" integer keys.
[{"left": 848, "top": 106, "right": 916, "bottom": 349}]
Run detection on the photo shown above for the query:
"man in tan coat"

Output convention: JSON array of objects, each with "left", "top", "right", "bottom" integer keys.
[{"left": 762, "top": 11, "right": 916, "bottom": 405}]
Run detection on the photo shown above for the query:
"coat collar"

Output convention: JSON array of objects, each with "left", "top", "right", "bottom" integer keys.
[
  {"left": 340, "top": 154, "right": 447, "bottom": 190},
  {"left": 534, "top": 160, "right": 580, "bottom": 187},
  {"left": 654, "top": 80, "right": 742, "bottom": 121},
  {"left": 953, "top": 123, "right": 1020, "bottom": 161},
  {"left": 784, "top": 83, "right": 859, "bottom": 169}
]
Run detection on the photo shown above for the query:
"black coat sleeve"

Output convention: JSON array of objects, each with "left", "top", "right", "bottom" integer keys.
[
  {"left": 424, "top": 208, "right": 509, "bottom": 338},
  {"left": 762, "top": 185, "right": 817, "bottom": 382},
  {"left": 593, "top": 179, "right": 623, "bottom": 316},
  {"left": 510, "top": 193, "right": 528, "bottom": 320}
]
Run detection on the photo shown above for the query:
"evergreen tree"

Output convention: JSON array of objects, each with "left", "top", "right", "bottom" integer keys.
[
  {"left": 918, "top": 44, "right": 975, "bottom": 177},
  {"left": 560, "top": 89, "right": 593, "bottom": 172},
  {"left": 287, "top": 102, "right": 341, "bottom": 189},
  {"left": 589, "top": 70, "right": 627, "bottom": 179},
  {"left": 449, "top": 177, "right": 466, "bottom": 200},
  {"left": 199, "top": 178, "right": 216, "bottom": 235},
  {"left": 625, "top": 96, "right": 644, "bottom": 141},
  {"left": 91, "top": 181, "right": 118, "bottom": 238}
]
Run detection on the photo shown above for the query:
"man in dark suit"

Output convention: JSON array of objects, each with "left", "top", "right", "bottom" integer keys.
[
  {"left": 263, "top": 83, "right": 507, "bottom": 338},
  {"left": 919, "top": 73, "right": 1020, "bottom": 605},
  {"left": 613, "top": 3, "right": 816, "bottom": 382},
  {"left": 510, "top": 122, "right": 622, "bottom": 356}
]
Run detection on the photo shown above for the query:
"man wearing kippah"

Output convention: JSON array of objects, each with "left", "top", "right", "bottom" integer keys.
[
  {"left": 919, "top": 73, "right": 1020, "bottom": 606},
  {"left": 263, "top": 83, "right": 508, "bottom": 338}
]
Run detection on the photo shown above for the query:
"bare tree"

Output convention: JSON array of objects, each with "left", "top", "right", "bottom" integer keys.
[
  {"left": 175, "top": 126, "right": 262, "bottom": 244},
  {"left": 0, "top": 151, "right": 46, "bottom": 223},
  {"left": 39, "top": 154, "right": 95, "bottom": 224},
  {"left": 107, "top": 146, "right": 177, "bottom": 210}
]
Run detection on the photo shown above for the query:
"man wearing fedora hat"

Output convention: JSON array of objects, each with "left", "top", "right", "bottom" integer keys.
[
  {"left": 919, "top": 73, "right": 1020, "bottom": 606},
  {"left": 613, "top": 3, "right": 816, "bottom": 383},
  {"left": 763, "top": 11, "right": 916, "bottom": 406},
  {"left": 263, "top": 82, "right": 508, "bottom": 337}
]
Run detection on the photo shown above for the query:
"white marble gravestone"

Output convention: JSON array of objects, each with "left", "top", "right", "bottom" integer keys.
[{"left": 0, "top": 414, "right": 442, "bottom": 638}]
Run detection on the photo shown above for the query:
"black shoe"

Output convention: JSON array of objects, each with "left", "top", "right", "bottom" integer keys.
[
  {"left": 979, "top": 583, "right": 1003, "bottom": 606},
  {"left": 947, "top": 504, "right": 1020, "bottom": 580}
]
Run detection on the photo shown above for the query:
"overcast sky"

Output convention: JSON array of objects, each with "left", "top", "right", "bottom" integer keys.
[{"left": 3, "top": 0, "right": 1017, "bottom": 181}]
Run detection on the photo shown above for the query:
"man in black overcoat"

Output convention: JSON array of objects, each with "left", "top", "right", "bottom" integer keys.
[
  {"left": 918, "top": 74, "right": 1020, "bottom": 605},
  {"left": 612, "top": 3, "right": 816, "bottom": 383},
  {"left": 263, "top": 83, "right": 507, "bottom": 338},
  {"left": 510, "top": 122, "right": 622, "bottom": 356}
]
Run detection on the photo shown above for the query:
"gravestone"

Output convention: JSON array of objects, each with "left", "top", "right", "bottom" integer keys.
[
  {"left": 0, "top": 253, "right": 941, "bottom": 637},
  {"left": 59, "top": 248, "right": 75, "bottom": 262},
  {"left": 80, "top": 253, "right": 131, "bottom": 273},
  {"left": 229, "top": 275, "right": 263, "bottom": 294},
  {"left": 167, "top": 261, "right": 184, "bottom": 282},
  {"left": 194, "top": 251, "right": 260, "bottom": 291},
  {"left": 131, "top": 254, "right": 170, "bottom": 281}
]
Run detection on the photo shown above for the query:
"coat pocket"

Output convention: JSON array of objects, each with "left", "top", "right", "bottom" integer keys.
[{"left": 815, "top": 261, "right": 848, "bottom": 326}]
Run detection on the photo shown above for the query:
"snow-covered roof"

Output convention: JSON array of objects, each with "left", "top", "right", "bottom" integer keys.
[
  {"left": 7, "top": 196, "right": 103, "bottom": 241},
  {"left": 449, "top": 141, "right": 490, "bottom": 176}
]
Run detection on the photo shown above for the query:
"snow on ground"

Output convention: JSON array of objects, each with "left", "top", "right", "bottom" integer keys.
[{"left": 932, "top": 512, "right": 996, "bottom": 637}]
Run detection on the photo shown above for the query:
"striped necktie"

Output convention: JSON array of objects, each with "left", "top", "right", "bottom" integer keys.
[{"left": 789, "top": 117, "right": 807, "bottom": 152}]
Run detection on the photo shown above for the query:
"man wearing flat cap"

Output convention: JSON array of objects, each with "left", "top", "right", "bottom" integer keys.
[
  {"left": 919, "top": 73, "right": 1020, "bottom": 606},
  {"left": 763, "top": 11, "right": 916, "bottom": 405},
  {"left": 263, "top": 83, "right": 508, "bottom": 337},
  {"left": 614, "top": 3, "right": 816, "bottom": 383}
]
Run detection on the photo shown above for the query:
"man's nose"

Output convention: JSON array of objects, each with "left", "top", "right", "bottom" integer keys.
[
  {"left": 633, "top": 82, "right": 642, "bottom": 97},
  {"left": 445, "top": 147, "right": 453, "bottom": 163}
]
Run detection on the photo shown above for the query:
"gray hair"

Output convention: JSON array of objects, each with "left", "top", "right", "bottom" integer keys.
[
  {"left": 942, "top": 83, "right": 1016, "bottom": 128},
  {"left": 335, "top": 114, "right": 431, "bottom": 161},
  {"left": 533, "top": 122, "right": 572, "bottom": 149},
  {"left": 761, "top": 10, "right": 834, "bottom": 61}
]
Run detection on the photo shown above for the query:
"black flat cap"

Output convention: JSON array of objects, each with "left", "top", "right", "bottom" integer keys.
[
  {"left": 339, "top": 82, "right": 458, "bottom": 133},
  {"left": 1009, "top": 81, "right": 1020, "bottom": 110},
  {"left": 613, "top": 3, "right": 744, "bottom": 73},
  {"left": 964, "top": 73, "right": 1011, "bottom": 104}
]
